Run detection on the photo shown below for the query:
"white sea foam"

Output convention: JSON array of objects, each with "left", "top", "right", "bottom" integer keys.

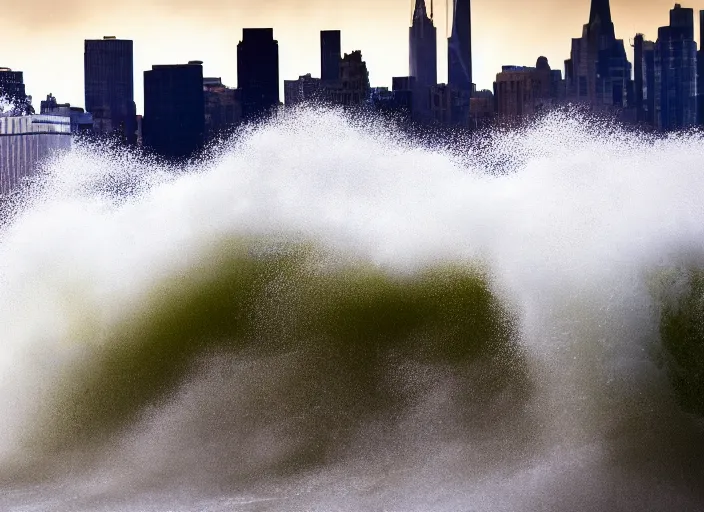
[{"left": 0, "top": 107, "right": 703, "bottom": 511}]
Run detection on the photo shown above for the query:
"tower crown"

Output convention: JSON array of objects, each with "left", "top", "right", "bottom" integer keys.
[
  {"left": 587, "top": 0, "right": 615, "bottom": 39},
  {"left": 589, "top": 0, "right": 613, "bottom": 26},
  {"left": 412, "top": 0, "right": 428, "bottom": 22}
]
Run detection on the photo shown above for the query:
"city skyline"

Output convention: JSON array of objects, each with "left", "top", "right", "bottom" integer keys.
[{"left": 0, "top": 0, "right": 700, "bottom": 114}]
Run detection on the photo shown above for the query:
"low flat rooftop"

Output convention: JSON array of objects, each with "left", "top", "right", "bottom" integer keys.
[{"left": 0, "top": 115, "right": 72, "bottom": 135}]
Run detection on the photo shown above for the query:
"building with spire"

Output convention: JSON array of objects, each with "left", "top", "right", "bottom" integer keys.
[
  {"left": 564, "top": 0, "right": 632, "bottom": 109},
  {"left": 447, "top": 0, "right": 472, "bottom": 93},
  {"left": 409, "top": 0, "right": 437, "bottom": 88}
]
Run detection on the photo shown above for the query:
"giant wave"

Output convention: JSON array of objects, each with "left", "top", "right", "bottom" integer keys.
[{"left": 0, "top": 107, "right": 703, "bottom": 511}]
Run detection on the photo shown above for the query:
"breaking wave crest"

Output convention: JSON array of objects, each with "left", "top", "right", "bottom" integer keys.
[
  {"left": 0, "top": 107, "right": 704, "bottom": 511},
  {"left": 16, "top": 240, "right": 526, "bottom": 472}
]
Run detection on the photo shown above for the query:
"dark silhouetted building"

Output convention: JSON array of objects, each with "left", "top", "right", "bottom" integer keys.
[
  {"left": 0, "top": 68, "right": 32, "bottom": 115},
  {"left": 321, "top": 30, "right": 341, "bottom": 84},
  {"left": 654, "top": 4, "right": 698, "bottom": 131},
  {"left": 370, "top": 86, "right": 401, "bottom": 117},
  {"left": 0, "top": 68, "right": 26, "bottom": 103},
  {"left": 40, "top": 94, "right": 94, "bottom": 133},
  {"left": 698, "top": 10, "right": 704, "bottom": 125},
  {"left": 84, "top": 36, "right": 137, "bottom": 143},
  {"left": 370, "top": 79, "right": 421, "bottom": 123},
  {"left": 369, "top": 86, "right": 391, "bottom": 103},
  {"left": 470, "top": 91, "right": 495, "bottom": 129},
  {"left": 429, "top": 84, "right": 453, "bottom": 124},
  {"left": 633, "top": 34, "right": 656, "bottom": 126},
  {"left": 394, "top": 76, "right": 425, "bottom": 121},
  {"left": 142, "top": 61, "right": 205, "bottom": 159},
  {"left": 564, "top": 0, "right": 631, "bottom": 109},
  {"left": 284, "top": 74, "right": 322, "bottom": 106},
  {"left": 399, "top": 75, "right": 438, "bottom": 124},
  {"left": 0, "top": 68, "right": 25, "bottom": 100},
  {"left": 370, "top": 76, "right": 439, "bottom": 126},
  {"left": 203, "top": 77, "right": 242, "bottom": 140},
  {"left": 237, "top": 28, "right": 280, "bottom": 120},
  {"left": 393, "top": 76, "right": 417, "bottom": 105},
  {"left": 494, "top": 57, "right": 564, "bottom": 123},
  {"left": 448, "top": 0, "right": 472, "bottom": 93},
  {"left": 428, "top": 83, "right": 471, "bottom": 126},
  {"left": 409, "top": 0, "right": 437, "bottom": 88},
  {"left": 324, "top": 51, "right": 370, "bottom": 107}
]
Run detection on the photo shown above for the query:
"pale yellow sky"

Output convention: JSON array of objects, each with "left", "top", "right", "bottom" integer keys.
[{"left": 0, "top": 0, "right": 700, "bottom": 113}]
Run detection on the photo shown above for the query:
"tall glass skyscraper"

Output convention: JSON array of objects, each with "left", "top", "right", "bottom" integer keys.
[
  {"left": 142, "top": 61, "right": 205, "bottom": 159},
  {"left": 654, "top": 4, "right": 698, "bottom": 131},
  {"left": 320, "top": 30, "right": 341, "bottom": 84},
  {"left": 447, "top": 0, "right": 472, "bottom": 93},
  {"left": 237, "top": 28, "right": 280, "bottom": 121},
  {"left": 698, "top": 10, "right": 704, "bottom": 125},
  {"left": 564, "top": 0, "right": 631, "bottom": 109},
  {"left": 633, "top": 34, "right": 656, "bottom": 126},
  {"left": 84, "top": 36, "right": 136, "bottom": 144},
  {"left": 409, "top": 0, "right": 437, "bottom": 88}
]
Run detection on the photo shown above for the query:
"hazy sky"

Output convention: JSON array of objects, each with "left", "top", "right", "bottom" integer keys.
[{"left": 1, "top": 0, "right": 700, "bottom": 113}]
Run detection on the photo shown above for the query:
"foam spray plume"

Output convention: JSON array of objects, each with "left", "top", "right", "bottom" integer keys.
[{"left": 0, "top": 107, "right": 703, "bottom": 511}]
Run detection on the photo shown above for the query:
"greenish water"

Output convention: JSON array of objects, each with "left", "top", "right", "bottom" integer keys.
[{"left": 658, "top": 268, "right": 704, "bottom": 417}]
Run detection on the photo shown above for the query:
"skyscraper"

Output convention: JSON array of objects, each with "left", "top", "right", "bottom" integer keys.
[
  {"left": 589, "top": 0, "right": 615, "bottom": 39},
  {"left": 237, "top": 28, "right": 280, "bottom": 121},
  {"left": 654, "top": 4, "right": 697, "bottom": 131},
  {"left": 564, "top": 0, "right": 631, "bottom": 109},
  {"left": 84, "top": 36, "right": 136, "bottom": 144},
  {"left": 698, "top": 10, "right": 703, "bottom": 125},
  {"left": 633, "top": 34, "right": 656, "bottom": 126},
  {"left": 409, "top": 0, "right": 437, "bottom": 88},
  {"left": 447, "top": 0, "right": 472, "bottom": 92},
  {"left": 321, "top": 30, "right": 341, "bottom": 83},
  {"left": 142, "top": 61, "right": 205, "bottom": 159}
]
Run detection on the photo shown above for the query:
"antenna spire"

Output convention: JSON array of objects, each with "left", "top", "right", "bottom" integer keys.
[
  {"left": 412, "top": 0, "right": 428, "bottom": 21},
  {"left": 589, "top": 0, "right": 613, "bottom": 26}
]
